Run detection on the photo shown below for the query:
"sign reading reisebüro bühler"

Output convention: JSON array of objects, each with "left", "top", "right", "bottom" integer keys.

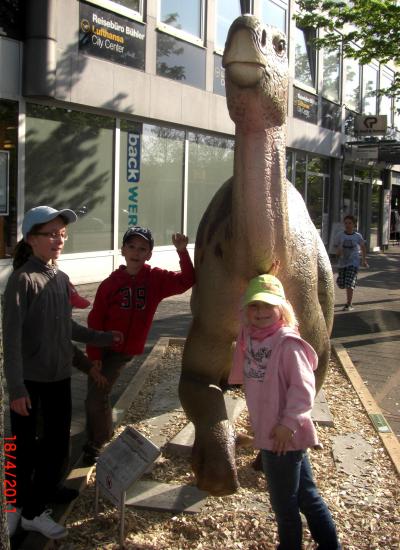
[{"left": 79, "top": 2, "right": 145, "bottom": 70}]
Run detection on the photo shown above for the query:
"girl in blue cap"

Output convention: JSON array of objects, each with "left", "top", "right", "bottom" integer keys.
[{"left": 3, "top": 206, "right": 120, "bottom": 540}]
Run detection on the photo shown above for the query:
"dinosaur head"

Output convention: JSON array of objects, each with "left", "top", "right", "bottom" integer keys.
[{"left": 222, "top": 15, "right": 288, "bottom": 130}]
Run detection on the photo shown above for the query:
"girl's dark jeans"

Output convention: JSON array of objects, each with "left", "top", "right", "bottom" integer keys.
[
  {"left": 261, "top": 449, "right": 341, "bottom": 550},
  {"left": 10, "top": 378, "right": 72, "bottom": 519}
]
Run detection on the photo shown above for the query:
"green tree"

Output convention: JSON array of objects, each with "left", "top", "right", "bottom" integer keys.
[{"left": 295, "top": 0, "right": 400, "bottom": 99}]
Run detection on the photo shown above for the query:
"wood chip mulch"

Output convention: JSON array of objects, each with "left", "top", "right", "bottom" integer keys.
[{"left": 62, "top": 345, "right": 400, "bottom": 550}]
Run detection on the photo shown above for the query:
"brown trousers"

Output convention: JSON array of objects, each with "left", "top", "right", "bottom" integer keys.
[{"left": 84, "top": 351, "right": 133, "bottom": 451}]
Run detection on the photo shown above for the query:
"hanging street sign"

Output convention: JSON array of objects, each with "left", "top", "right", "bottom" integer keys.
[{"left": 354, "top": 115, "right": 387, "bottom": 135}]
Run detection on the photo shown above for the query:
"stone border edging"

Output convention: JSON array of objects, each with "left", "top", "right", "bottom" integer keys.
[{"left": 332, "top": 343, "right": 400, "bottom": 477}]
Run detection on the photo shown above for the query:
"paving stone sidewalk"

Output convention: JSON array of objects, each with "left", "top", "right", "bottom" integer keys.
[{"left": 331, "top": 244, "right": 400, "bottom": 439}]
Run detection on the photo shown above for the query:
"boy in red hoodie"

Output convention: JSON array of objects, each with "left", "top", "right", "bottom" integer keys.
[{"left": 83, "top": 226, "right": 195, "bottom": 464}]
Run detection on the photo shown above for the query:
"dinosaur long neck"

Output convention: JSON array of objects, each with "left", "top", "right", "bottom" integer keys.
[{"left": 232, "top": 126, "right": 288, "bottom": 276}]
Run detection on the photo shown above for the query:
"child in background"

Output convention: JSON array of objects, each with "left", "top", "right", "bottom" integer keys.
[
  {"left": 83, "top": 226, "right": 195, "bottom": 464},
  {"left": 334, "top": 215, "right": 368, "bottom": 311},
  {"left": 3, "top": 206, "right": 121, "bottom": 540},
  {"left": 229, "top": 274, "right": 341, "bottom": 550}
]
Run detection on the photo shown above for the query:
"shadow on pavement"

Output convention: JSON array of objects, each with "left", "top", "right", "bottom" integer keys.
[{"left": 332, "top": 309, "right": 400, "bottom": 339}]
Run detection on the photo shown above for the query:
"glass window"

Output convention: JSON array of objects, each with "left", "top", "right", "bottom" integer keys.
[
  {"left": 213, "top": 54, "right": 226, "bottom": 96},
  {"left": 0, "top": 0, "right": 25, "bottom": 39},
  {"left": 370, "top": 180, "right": 380, "bottom": 250},
  {"left": 380, "top": 71, "right": 393, "bottom": 125},
  {"left": 156, "top": 32, "right": 206, "bottom": 89},
  {"left": 85, "top": 0, "right": 142, "bottom": 19},
  {"left": 25, "top": 105, "right": 114, "bottom": 253},
  {"left": 160, "top": 0, "right": 202, "bottom": 40},
  {"left": 344, "top": 57, "right": 360, "bottom": 112},
  {"left": 321, "top": 43, "right": 341, "bottom": 103},
  {"left": 286, "top": 151, "right": 294, "bottom": 183},
  {"left": 187, "top": 132, "right": 234, "bottom": 242},
  {"left": 307, "top": 174, "right": 324, "bottom": 233},
  {"left": 294, "top": 26, "right": 316, "bottom": 88},
  {"left": 215, "top": 0, "right": 241, "bottom": 51},
  {"left": 394, "top": 97, "right": 400, "bottom": 130},
  {"left": 261, "top": 0, "right": 286, "bottom": 33},
  {"left": 295, "top": 152, "right": 306, "bottom": 199},
  {"left": 132, "top": 124, "right": 185, "bottom": 246},
  {"left": 321, "top": 98, "right": 342, "bottom": 132},
  {"left": 0, "top": 99, "right": 18, "bottom": 258},
  {"left": 362, "top": 65, "right": 377, "bottom": 115}
]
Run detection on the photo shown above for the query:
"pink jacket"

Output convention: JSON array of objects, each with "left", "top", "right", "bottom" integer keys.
[{"left": 229, "top": 325, "right": 319, "bottom": 451}]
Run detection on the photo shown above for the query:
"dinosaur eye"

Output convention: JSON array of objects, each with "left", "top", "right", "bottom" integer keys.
[{"left": 273, "top": 36, "right": 286, "bottom": 56}]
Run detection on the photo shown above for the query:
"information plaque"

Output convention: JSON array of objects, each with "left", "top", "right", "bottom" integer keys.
[{"left": 95, "top": 426, "right": 160, "bottom": 544}]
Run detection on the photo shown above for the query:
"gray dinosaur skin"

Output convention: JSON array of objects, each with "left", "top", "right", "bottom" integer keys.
[{"left": 179, "top": 15, "right": 334, "bottom": 496}]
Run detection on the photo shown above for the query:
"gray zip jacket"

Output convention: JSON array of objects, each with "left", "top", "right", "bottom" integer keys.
[{"left": 3, "top": 256, "right": 113, "bottom": 401}]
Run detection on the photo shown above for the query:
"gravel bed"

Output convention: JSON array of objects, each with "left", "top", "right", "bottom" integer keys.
[{"left": 62, "top": 345, "right": 400, "bottom": 550}]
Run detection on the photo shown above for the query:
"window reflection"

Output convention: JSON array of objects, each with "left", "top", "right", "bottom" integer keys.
[
  {"left": 322, "top": 43, "right": 340, "bottom": 103},
  {"left": 25, "top": 105, "right": 114, "bottom": 253},
  {"left": 111, "top": 0, "right": 140, "bottom": 11},
  {"left": 261, "top": 0, "right": 286, "bottom": 33},
  {"left": 160, "top": 0, "right": 202, "bottom": 38},
  {"left": 362, "top": 65, "right": 377, "bottom": 115},
  {"left": 215, "top": 0, "right": 241, "bottom": 51},
  {"left": 344, "top": 58, "right": 360, "bottom": 112},
  {"left": 294, "top": 26, "right": 316, "bottom": 88},
  {"left": 380, "top": 72, "right": 393, "bottom": 125},
  {"left": 0, "top": 99, "right": 18, "bottom": 258},
  {"left": 156, "top": 32, "right": 206, "bottom": 88},
  {"left": 138, "top": 125, "right": 185, "bottom": 246},
  {"left": 187, "top": 133, "right": 234, "bottom": 242}
]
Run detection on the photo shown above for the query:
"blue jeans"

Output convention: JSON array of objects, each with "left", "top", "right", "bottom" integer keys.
[{"left": 261, "top": 450, "right": 341, "bottom": 550}]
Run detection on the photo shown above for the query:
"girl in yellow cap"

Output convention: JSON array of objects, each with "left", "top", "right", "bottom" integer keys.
[{"left": 229, "top": 274, "right": 341, "bottom": 550}]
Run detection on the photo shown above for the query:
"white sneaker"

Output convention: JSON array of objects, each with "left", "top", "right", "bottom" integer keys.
[
  {"left": 7, "top": 507, "right": 22, "bottom": 537},
  {"left": 21, "top": 509, "right": 68, "bottom": 539}
]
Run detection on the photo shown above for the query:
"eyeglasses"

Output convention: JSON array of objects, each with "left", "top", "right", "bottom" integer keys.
[{"left": 32, "top": 232, "right": 69, "bottom": 241}]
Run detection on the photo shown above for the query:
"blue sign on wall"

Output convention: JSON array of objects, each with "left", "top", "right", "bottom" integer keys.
[{"left": 127, "top": 132, "right": 141, "bottom": 225}]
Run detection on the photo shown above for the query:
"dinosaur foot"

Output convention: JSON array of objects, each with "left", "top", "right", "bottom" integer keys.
[{"left": 191, "top": 421, "right": 239, "bottom": 496}]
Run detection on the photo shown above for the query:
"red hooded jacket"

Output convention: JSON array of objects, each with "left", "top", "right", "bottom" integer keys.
[{"left": 86, "top": 250, "right": 194, "bottom": 360}]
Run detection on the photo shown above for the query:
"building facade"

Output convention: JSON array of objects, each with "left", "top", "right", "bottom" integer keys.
[{"left": 0, "top": 0, "right": 399, "bottom": 287}]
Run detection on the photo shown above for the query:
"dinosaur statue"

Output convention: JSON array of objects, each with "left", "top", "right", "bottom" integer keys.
[{"left": 179, "top": 15, "right": 334, "bottom": 496}]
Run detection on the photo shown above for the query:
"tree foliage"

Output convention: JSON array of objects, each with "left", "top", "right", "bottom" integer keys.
[{"left": 295, "top": 0, "right": 400, "bottom": 99}]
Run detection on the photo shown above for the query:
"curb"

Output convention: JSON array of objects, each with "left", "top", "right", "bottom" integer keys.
[{"left": 332, "top": 343, "right": 400, "bottom": 478}]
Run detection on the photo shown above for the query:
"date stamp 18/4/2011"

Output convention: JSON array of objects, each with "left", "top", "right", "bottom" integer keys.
[{"left": 3, "top": 435, "right": 17, "bottom": 512}]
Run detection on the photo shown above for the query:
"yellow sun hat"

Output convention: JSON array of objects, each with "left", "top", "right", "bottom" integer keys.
[{"left": 243, "top": 274, "right": 286, "bottom": 307}]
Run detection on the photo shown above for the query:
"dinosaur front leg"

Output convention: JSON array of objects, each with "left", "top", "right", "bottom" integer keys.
[{"left": 180, "top": 324, "right": 239, "bottom": 496}]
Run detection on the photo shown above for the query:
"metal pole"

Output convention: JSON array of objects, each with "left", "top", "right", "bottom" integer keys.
[
  {"left": 95, "top": 480, "right": 99, "bottom": 516},
  {"left": 240, "top": 0, "right": 253, "bottom": 15},
  {"left": 119, "top": 491, "right": 126, "bottom": 547}
]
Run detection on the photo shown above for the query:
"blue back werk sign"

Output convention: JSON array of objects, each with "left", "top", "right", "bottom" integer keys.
[{"left": 127, "top": 133, "right": 141, "bottom": 225}]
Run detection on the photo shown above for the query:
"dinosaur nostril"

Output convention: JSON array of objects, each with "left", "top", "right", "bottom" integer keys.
[{"left": 261, "top": 29, "right": 267, "bottom": 48}]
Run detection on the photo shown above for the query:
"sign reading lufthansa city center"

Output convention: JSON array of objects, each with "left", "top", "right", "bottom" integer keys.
[{"left": 79, "top": 2, "right": 145, "bottom": 70}]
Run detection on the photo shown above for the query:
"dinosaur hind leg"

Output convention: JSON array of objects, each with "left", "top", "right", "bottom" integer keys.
[{"left": 180, "top": 321, "right": 239, "bottom": 496}]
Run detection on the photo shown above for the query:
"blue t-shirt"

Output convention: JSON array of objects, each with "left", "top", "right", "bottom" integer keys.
[{"left": 335, "top": 231, "right": 364, "bottom": 268}]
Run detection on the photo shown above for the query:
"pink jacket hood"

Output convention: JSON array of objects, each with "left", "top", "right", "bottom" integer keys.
[{"left": 229, "top": 325, "right": 319, "bottom": 451}]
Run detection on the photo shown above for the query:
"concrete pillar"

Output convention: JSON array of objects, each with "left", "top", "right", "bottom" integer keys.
[{"left": 22, "top": 0, "right": 57, "bottom": 97}]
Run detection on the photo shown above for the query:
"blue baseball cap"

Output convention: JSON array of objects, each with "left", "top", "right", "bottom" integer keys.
[
  {"left": 122, "top": 226, "right": 154, "bottom": 249},
  {"left": 22, "top": 206, "right": 77, "bottom": 240}
]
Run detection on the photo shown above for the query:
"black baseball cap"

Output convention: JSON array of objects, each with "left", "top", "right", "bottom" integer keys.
[{"left": 122, "top": 226, "right": 154, "bottom": 249}]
